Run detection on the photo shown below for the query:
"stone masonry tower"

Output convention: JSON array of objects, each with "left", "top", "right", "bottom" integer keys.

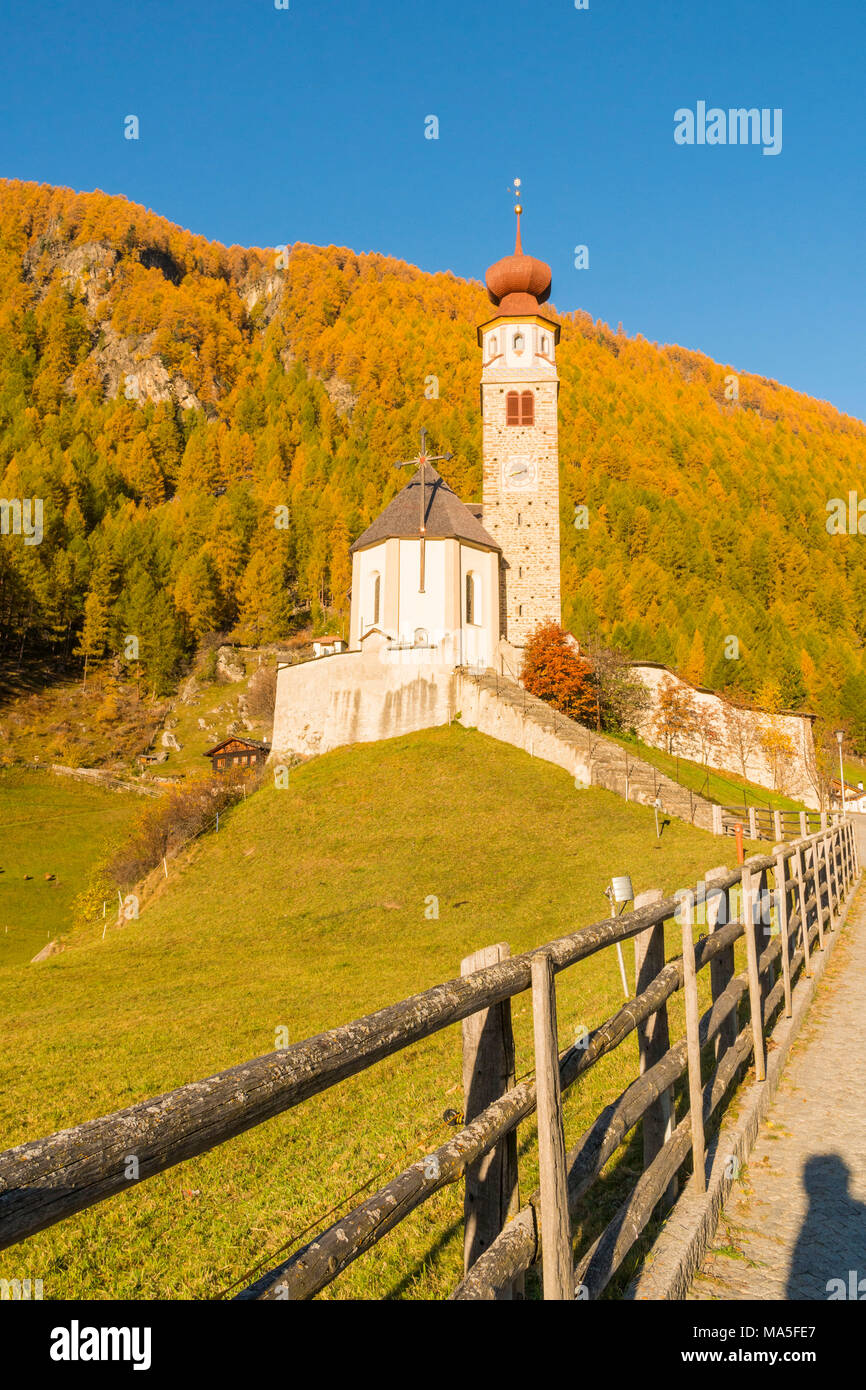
[{"left": 479, "top": 202, "right": 561, "bottom": 652}]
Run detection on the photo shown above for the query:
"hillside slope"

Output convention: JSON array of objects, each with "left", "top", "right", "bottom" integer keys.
[
  {"left": 0, "top": 726, "right": 754, "bottom": 1299},
  {"left": 2, "top": 179, "right": 865, "bottom": 734}
]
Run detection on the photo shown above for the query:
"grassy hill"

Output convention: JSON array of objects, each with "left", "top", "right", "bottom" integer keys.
[
  {"left": 0, "top": 768, "right": 139, "bottom": 966},
  {"left": 0, "top": 726, "right": 758, "bottom": 1300},
  {"left": 1, "top": 179, "right": 866, "bottom": 739}
]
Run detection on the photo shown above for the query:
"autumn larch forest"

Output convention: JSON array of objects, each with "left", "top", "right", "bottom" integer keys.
[{"left": 2, "top": 178, "right": 866, "bottom": 746}]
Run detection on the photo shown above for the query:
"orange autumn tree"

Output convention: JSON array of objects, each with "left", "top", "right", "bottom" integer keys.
[{"left": 521, "top": 621, "right": 596, "bottom": 724}]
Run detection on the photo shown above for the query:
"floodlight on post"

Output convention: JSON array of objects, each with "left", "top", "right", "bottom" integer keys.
[{"left": 604, "top": 875, "right": 634, "bottom": 999}]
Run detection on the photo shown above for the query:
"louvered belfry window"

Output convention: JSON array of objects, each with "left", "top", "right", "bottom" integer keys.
[{"left": 506, "top": 391, "right": 534, "bottom": 426}]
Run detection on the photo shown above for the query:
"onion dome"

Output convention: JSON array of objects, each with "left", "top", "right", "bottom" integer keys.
[{"left": 485, "top": 207, "right": 552, "bottom": 315}]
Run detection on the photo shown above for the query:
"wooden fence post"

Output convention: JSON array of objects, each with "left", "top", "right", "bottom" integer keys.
[
  {"left": 705, "top": 867, "right": 736, "bottom": 1064},
  {"left": 461, "top": 943, "right": 520, "bottom": 1290},
  {"left": 679, "top": 891, "right": 706, "bottom": 1192},
  {"left": 774, "top": 850, "right": 793, "bottom": 1019},
  {"left": 773, "top": 809, "right": 782, "bottom": 841},
  {"left": 530, "top": 952, "right": 573, "bottom": 1300},
  {"left": 823, "top": 834, "right": 838, "bottom": 930},
  {"left": 846, "top": 821, "right": 854, "bottom": 884},
  {"left": 811, "top": 842, "right": 826, "bottom": 951},
  {"left": 799, "top": 811, "right": 808, "bottom": 837},
  {"left": 836, "top": 825, "right": 848, "bottom": 896},
  {"left": 832, "top": 826, "right": 845, "bottom": 902},
  {"left": 793, "top": 845, "right": 812, "bottom": 978},
  {"left": 748, "top": 807, "right": 758, "bottom": 840},
  {"left": 821, "top": 810, "right": 828, "bottom": 830},
  {"left": 752, "top": 861, "right": 774, "bottom": 1005},
  {"left": 741, "top": 866, "right": 766, "bottom": 1082},
  {"left": 633, "top": 888, "right": 676, "bottom": 1206}
]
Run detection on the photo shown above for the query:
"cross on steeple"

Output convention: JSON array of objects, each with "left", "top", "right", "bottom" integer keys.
[{"left": 394, "top": 427, "right": 453, "bottom": 592}]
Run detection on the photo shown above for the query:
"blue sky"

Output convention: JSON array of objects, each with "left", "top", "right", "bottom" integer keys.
[{"left": 2, "top": 0, "right": 864, "bottom": 417}]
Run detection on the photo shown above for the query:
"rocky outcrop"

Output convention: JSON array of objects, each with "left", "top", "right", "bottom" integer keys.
[
  {"left": 85, "top": 322, "right": 202, "bottom": 410},
  {"left": 216, "top": 647, "right": 246, "bottom": 683},
  {"left": 242, "top": 268, "right": 284, "bottom": 321},
  {"left": 321, "top": 374, "right": 358, "bottom": 417},
  {"left": 23, "top": 236, "right": 118, "bottom": 314}
]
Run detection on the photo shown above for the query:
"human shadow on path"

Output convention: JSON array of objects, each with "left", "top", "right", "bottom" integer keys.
[{"left": 787, "top": 1154, "right": 866, "bottom": 1299}]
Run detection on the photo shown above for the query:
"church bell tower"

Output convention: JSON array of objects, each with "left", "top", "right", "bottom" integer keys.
[{"left": 479, "top": 194, "right": 561, "bottom": 651}]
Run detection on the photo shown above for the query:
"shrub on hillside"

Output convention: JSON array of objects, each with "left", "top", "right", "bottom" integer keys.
[
  {"left": 521, "top": 622, "right": 596, "bottom": 724},
  {"left": 246, "top": 664, "right": 277, "bottom": 719},
  {"left": 108, "top": 773, "right": 258, "bottom": 889}
]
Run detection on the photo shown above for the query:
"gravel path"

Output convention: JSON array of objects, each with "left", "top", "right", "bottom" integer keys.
[{"left": 689, "top": 888, "right": 866, "bottom": 1300}]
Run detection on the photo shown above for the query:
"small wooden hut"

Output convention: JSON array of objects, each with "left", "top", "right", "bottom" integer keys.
[{"left": 203, "top": 736, "right": 270, "bottom": 774}]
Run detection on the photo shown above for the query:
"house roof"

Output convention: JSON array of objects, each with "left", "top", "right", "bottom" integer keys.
[
  {"left": 350, "top": 465, "right": 499, "bottom": 554},
  {"left": 203, "top": 737, "right": 270, "bottom": 757}
]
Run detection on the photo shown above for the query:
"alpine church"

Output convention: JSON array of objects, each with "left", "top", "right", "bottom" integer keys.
[
  {"left": 271, "top": 205, "right": 564, "bottom": 758},
  {"left": 348, "top": 202, "right": 562, "bottom": 674}
]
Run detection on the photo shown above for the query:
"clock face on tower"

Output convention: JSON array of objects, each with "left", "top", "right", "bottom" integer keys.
[{"left": 501, "top": 455, "right": 538, "bottom": 492}]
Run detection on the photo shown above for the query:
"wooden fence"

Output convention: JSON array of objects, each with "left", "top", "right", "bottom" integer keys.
[
  {"left": 0, "top": 820, "right": 858, "bottom": 1300},
  {"left": 719, "top": 805, "right": 836, "bottom": 843}
]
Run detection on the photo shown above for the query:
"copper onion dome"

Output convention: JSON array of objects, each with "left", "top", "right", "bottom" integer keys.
[{"left": 485, "top": 206, "right": 552, "bottom": 315}]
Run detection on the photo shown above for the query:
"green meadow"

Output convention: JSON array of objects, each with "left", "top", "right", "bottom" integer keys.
[
  {"left": 0, "top": 726, "right": 758, "bottom": 1299},
  {"left": 0, "top": 769, "right": 140, "bottom": 967}
]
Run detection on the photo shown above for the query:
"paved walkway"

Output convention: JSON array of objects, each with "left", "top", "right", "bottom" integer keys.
[{"left": 689, "top": 886, "right": 866, "bottom": 1300}]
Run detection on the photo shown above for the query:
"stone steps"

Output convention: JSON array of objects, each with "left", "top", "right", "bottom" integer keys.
[{"left": 459, "top": 669, "right": 717, "bottom": 833}]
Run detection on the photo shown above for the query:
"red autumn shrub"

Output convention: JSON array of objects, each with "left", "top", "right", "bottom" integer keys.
[{"left": 521, "top": 621, "right": 596, "bottom": 724}]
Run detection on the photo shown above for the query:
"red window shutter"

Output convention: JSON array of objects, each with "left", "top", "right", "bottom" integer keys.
[
  {"left": 520, "top": 391, "right": 534, "bottom": 425},
  {"left": 506, "top": 392, "right": 520, "bottom": 425}
]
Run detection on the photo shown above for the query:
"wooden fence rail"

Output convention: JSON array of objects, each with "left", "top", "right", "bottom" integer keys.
[
  {"left": 719, "top": 806, "right": 838, "bottom": 843},
  {"left": 0, "top": 819, "right": 858, "bottom": 1302}
]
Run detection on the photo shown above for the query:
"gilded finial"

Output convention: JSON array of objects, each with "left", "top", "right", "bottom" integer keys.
[{"left": 507, "top": 178, "right": 523, "bottom": 254}]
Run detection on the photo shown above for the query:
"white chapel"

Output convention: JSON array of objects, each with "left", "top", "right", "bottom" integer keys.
[{"left": 272, "top": 204, "right": 564, "bottom": 757}]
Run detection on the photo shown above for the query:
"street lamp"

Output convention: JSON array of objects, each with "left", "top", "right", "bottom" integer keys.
[
  {"left": 835, "top": 730, "right": 846, "bottom": 815},
  {"left": 604, "top": 875, "right": 634, "bottom": 1000}
]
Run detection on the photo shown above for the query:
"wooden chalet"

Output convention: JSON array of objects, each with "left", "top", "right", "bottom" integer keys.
[{"left": 203, "top": 736, "right": 270, "bottom": 774}]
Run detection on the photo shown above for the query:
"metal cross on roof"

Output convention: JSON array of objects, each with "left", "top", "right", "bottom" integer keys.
[{"left": 394, "top": 427, "right": 453, "bottom": 593}]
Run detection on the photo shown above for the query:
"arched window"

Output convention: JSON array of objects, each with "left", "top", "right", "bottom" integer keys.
[
  {"left": 540, "top": 334, "right": 549, "bottom": 354},
  {"left": 513, "top": 332, "right": 525, "bottom": 353},
  {"left": 414, "top": 627, "right": 428, "bottom": 646},
  {"left": 370, "top": 571, "right": 381, "bottom": 626},
  {"left": 506, "top": 391, "right": 534, "bottom": 426},
  {"left": 466, "top": 571, "right": 481, "bottom": 626},
  {"left": 489, "top": 334, "right": 497, "bottom": 355}
]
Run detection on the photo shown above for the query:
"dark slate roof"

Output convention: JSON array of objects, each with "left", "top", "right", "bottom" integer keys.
[{"left": 350, "top": 466, "right": 499, "bottom": 553}]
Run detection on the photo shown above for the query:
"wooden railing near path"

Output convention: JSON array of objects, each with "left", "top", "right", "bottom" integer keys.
[
  {"left": 0, "top": 821, "right": 859, "bottom": 1300},
  {"left": 719, "top": 805, "right": 834, "bottom": 843}
]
